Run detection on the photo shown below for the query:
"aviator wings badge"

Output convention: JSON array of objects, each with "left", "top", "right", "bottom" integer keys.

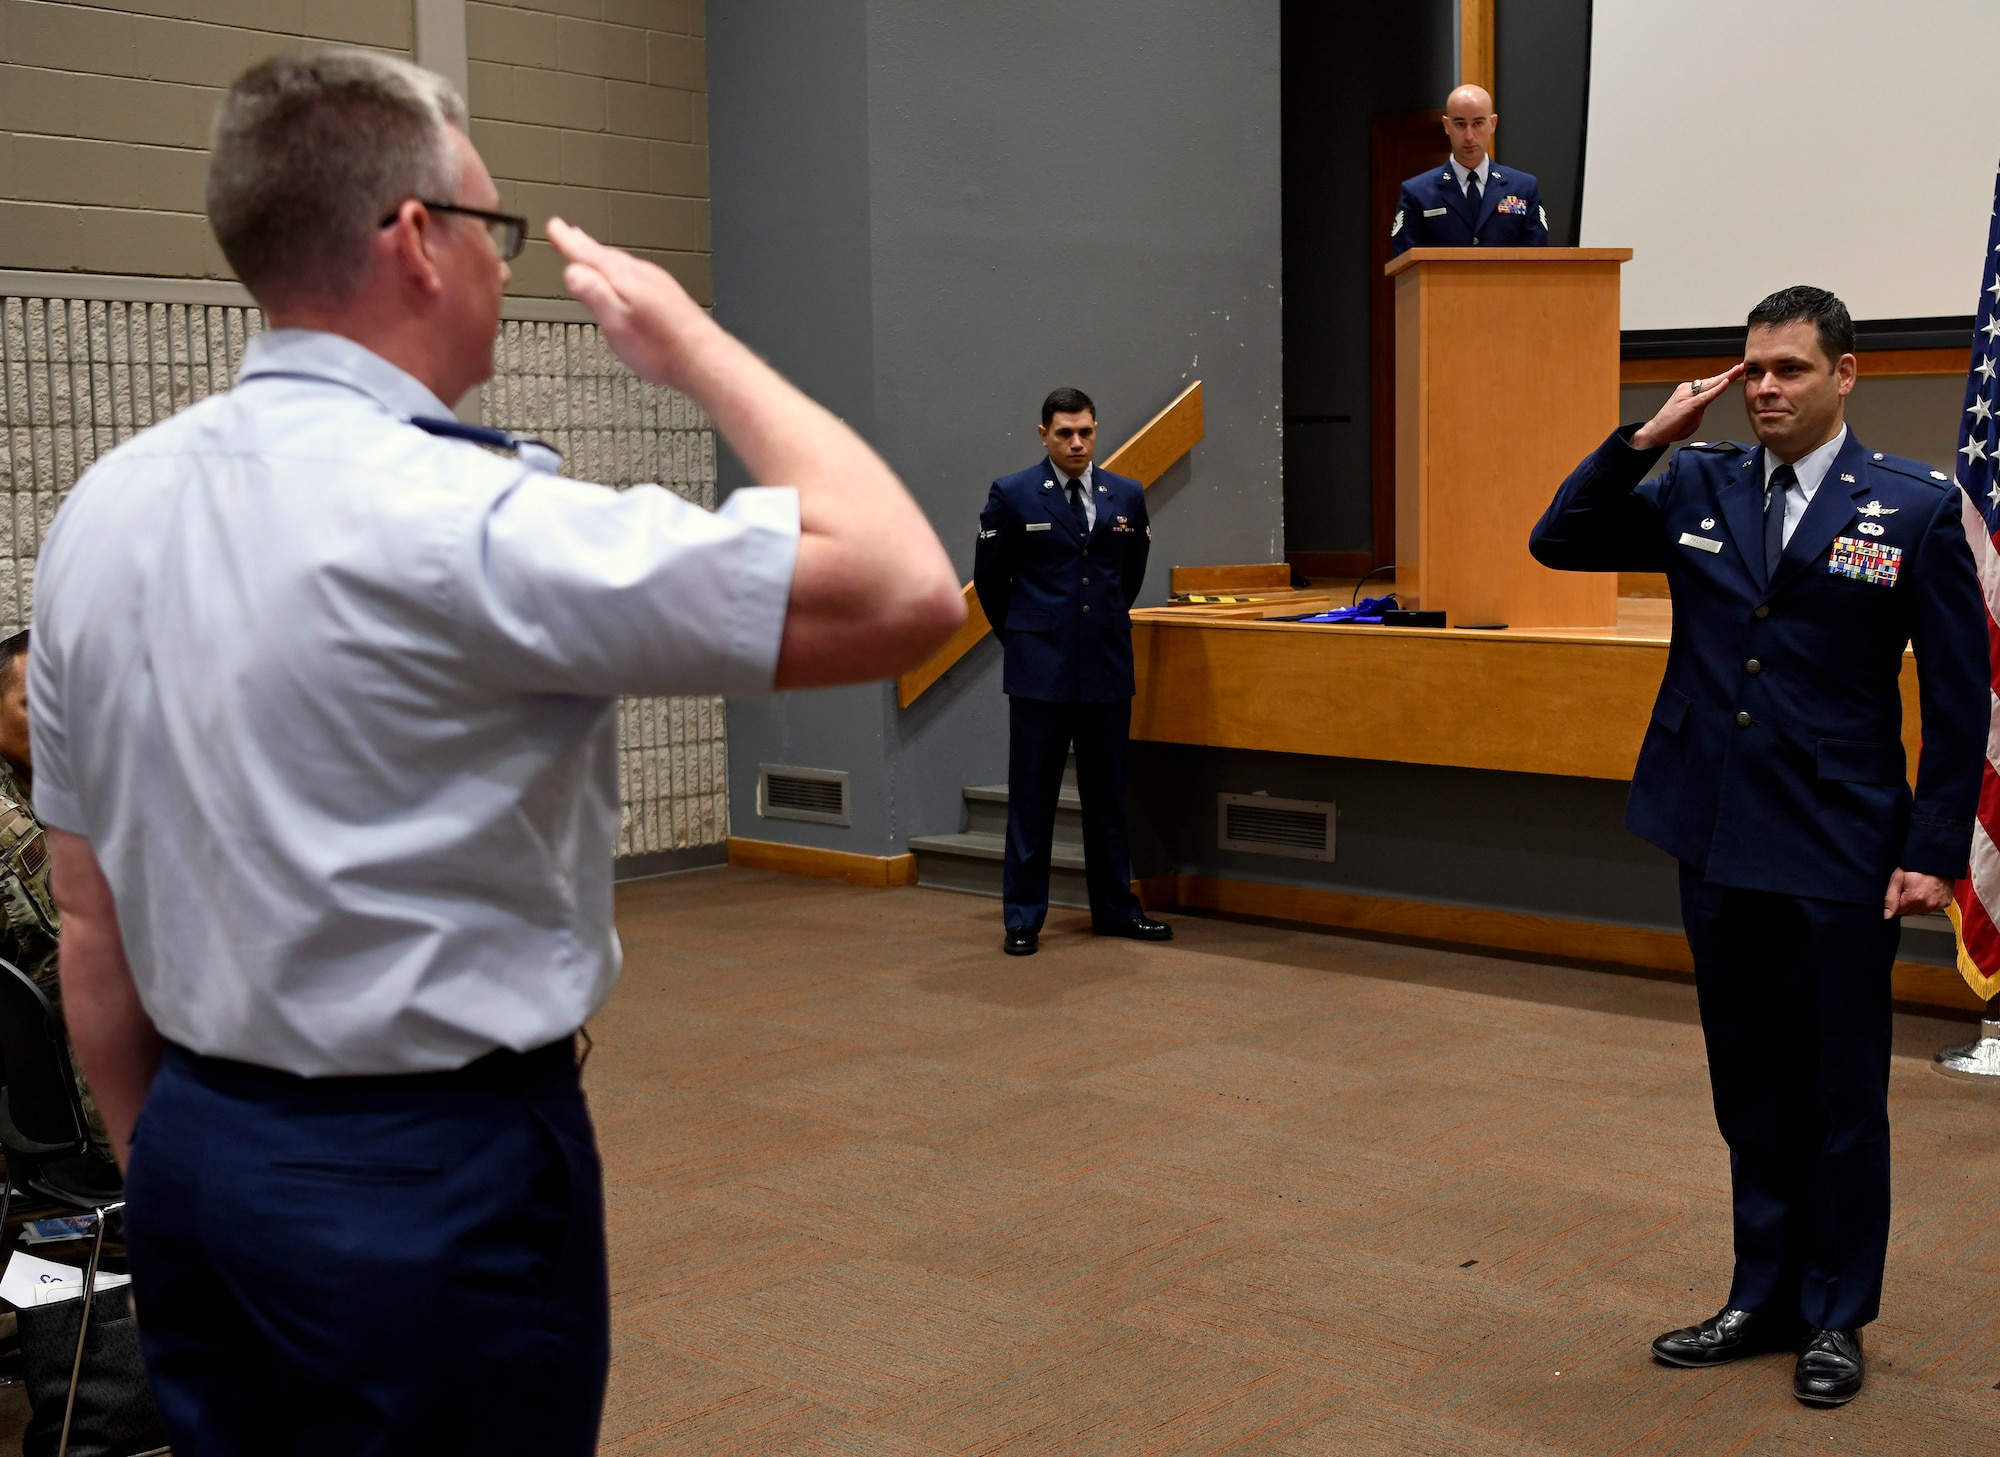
[{"left": 1857, "top": 500, "right": 1899, "bottom": 518}]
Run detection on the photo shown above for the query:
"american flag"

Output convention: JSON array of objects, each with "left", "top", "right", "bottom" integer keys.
[{"left": 1948, "top": 161, "right": 2000, "bottom": 1003}]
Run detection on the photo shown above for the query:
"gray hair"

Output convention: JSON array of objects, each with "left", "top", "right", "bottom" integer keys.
[{"left": 206, "top": 48, "right": 469, "bottom": 307}]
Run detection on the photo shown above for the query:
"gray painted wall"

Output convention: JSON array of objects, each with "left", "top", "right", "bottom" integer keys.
[{"left": 710, "top": 0, "right": 1284, "bottom": 854}]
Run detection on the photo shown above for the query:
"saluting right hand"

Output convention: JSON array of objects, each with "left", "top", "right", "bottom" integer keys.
[
  {"left": 1630, "top": 363, "right": 1746, "bottom": 451},
  {"left": 548, "top": 217, "right": 715, "bottom": 395}
]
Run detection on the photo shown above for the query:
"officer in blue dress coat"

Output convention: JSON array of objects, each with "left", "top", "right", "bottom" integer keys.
[
  {"left": 1530, "top": 287, "right": 1986, "bottom": 1408},
  {"left": 1390, "top": 84, "right": 1549, "bottom": 256},
  {"left": 973, "top": 388, "right": 1173, "bottom": 955}
]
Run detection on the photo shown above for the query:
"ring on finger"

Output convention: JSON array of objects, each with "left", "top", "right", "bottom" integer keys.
[{"left": 1690, "top": 378, "right": 1704, "bottom": 393}]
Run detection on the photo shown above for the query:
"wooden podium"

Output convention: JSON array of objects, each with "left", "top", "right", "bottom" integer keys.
[{"left": 1387, "top": 247, "right": 1632, "bottom": 628}]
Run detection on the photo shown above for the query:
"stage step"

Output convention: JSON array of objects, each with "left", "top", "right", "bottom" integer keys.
[{"left": 909, "top": 761, "right": 1091, "bottom": 907}]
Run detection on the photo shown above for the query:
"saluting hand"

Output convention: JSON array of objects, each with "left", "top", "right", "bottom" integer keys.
[
  {"left": 1630, "top": 363, "right": 1746, "bottom": 451},
  {"left": 548, "top": 217, "right": 717, "bottom": 394}
]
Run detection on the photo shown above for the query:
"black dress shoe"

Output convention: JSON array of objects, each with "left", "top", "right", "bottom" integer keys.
[
  {"left": 1651, "top": 1307, "right": 1798, "bottom": 1368},
  {"left": 1094, "top": 915, "right": 1172, "bottom": 941},
  {"left": 1793, "top": 1327, "right": 1864, "bottom": 1406},
  {"left": 1003, "top": 927, "right": 1038, "bottom": 956}
]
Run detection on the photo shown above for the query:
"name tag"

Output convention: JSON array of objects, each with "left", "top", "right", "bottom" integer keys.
[
  {"left": 1423, "top": 207, "right": 1448, "bottom": 217},
  {"left": 1025, "top": 522, "right": 1052, "bottom": 532},
  {"left": 1678, "top": 532, "right": 1724, "bottom": 554}
]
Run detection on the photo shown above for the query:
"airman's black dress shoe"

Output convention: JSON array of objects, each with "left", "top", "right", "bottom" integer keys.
[
  {"left": 1793, "top": 1327, "right": 1864, "bottom": 1406},
  {"left": 1003, "top": 927, "right": 1038, "bottom": 956},
  {"left": 1094, "top": 915, "right": 1172, "bottom": 941},
  {"left": 1651, "top": 1307, "right": 1798, "bottom": 1367}
]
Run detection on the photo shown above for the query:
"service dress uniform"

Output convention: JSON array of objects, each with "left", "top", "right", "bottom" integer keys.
[
  {"left": 1530, "top": 425, "right": 1985, "bottom": 1336},
  {"left": 973, "top": 459, "right": 1150, "bottom": 935},
  {"left": 1390, "top": 154, "right": 1549, "bottom": 256},
  {"left": 0, "top": 759, "right": 110, "bottom": 1156},
  {"left": 29, "top": 329, "right": 800, "bottom": 1454}
]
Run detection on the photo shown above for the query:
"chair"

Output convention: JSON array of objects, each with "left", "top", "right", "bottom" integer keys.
[
  {"left": 0, "top": 959, "right": 120, "bottom": 1228},
  {"left": 0, "top": 960, "right": 158, "bottom": 1457}
]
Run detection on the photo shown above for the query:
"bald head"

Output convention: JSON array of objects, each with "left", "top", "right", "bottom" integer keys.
[{"left": 1442, "top": 85, "right": 1495, "bottom": 170}]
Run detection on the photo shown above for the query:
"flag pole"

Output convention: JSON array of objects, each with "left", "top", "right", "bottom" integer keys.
[
  {"left": 1935, "top": 154, "right": 2000, "bottom": 1073},
  {"left": 1933, "top": 1004, "right": 2000, "bottom": 1080},
  {"left": 1936, "top": 899, "right": 2000, "bottom": 1079}
]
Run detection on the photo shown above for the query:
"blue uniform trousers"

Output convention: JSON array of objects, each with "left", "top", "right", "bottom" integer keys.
[
  {"left": 124, "top": 1041, "right": 608, "bottom": 1455},
  {"left": 1003, "top": 695, "right": 1143, "bottom": 932},
  {"left": 1679, "top": 864, "right": 1899, "bottom": 1331}
]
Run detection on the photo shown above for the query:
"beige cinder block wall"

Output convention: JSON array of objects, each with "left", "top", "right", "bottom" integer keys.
[
  {"left": 0, "top": 1, "right": 724, "bottom": 860},
  {"left": 469, "top": 0, "right": 709, "bottom": 301},
  {"left": 0, "top": 0, "right": 710, "bottom": 303}
]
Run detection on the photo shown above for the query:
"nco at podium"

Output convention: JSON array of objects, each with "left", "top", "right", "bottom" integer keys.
[{"left": 1122, "top": 243, "right": 1977, "bottom": 1013}]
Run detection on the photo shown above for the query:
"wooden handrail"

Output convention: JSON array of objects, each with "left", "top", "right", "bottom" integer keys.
[{"left": 896, "top": 379, "right": 1205, "bottom": 708}]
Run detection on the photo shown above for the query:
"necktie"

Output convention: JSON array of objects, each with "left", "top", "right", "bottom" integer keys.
[
  {"left": 1466, "top": 172, "right": 1482, "bottom": 212},
  {"left": 1067, "top": 477, "right": 1090, "bottom": 535},
  {"left": 1764, "top": 462, "right": 1795, "bottom": 581}
]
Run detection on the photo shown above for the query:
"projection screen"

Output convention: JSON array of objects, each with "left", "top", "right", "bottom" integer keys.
[{"left": 1580, "top": 0, "right": 2000, "bottom": 333}]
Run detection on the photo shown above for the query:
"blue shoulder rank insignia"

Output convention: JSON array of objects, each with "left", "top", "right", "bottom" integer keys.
[{"left": 409, "top": 415, "right": 561, "bottom": 474}]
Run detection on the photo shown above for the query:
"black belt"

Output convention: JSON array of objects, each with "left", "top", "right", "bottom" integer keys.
[{"left": 166, "top": 1036, "right": 580, "bottom": 1097}]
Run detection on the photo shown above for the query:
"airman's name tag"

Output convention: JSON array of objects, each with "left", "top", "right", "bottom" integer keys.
[
  {"left": 1678, "top": 532, "right": 1724, "bottom": 554},
  {"left": 1025, "top": 522, "right": 1052, "bottom": 532},
  {"left": 1422, "top": 207, "right": 1449, "bottom": 217}
]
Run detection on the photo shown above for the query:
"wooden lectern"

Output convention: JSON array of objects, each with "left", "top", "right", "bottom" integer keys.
[{"left": 1387, "top": 247, "right": 1632, "bottom": 629}]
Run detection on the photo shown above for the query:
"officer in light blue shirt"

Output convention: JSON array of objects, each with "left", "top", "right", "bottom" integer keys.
[{"left": 32, "top": 48, "right": 963, "bottom": 1454}]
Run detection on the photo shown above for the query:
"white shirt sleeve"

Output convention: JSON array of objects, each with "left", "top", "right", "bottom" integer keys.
[
  {"left": 26, "top": 632, "right": 82, "bottom": 834},
  {"left": 454, "top": 473, "right": 801, "bottom": 699}
]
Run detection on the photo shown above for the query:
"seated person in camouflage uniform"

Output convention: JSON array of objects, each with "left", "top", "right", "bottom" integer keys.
[{"left": 0, "top": 629, "right": 111, "bottom": 1159}]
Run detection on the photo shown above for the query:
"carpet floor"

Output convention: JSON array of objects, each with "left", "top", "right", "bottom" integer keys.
[
  {"left": 588, "top": 868, "right": 2000, "bottom": 1454},
  {"left": 3, "top": 866, "right": 1994, "bottom": 1452}
]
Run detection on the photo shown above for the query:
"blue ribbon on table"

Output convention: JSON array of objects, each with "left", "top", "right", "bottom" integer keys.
[{"left": 1286, "top": 594, "right": 1399, "bottom": 625}]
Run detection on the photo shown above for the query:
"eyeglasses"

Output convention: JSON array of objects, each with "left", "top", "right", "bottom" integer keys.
[{"left": 379, "top": 200, "right": 528, "bottom": 261}]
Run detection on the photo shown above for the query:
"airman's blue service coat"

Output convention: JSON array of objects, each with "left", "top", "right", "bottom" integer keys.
[
  {"left": 973, "top": 460, "right": 1151, "bottom": 703},
  {"left": 1390, "top": 163, "right": 1549, "bottom": 255},
  {"left": 1530, "top": 428, "right": 1986, "bottom": 905}
]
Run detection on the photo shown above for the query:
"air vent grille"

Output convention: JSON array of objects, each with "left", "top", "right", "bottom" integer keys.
[
  {"left": 1218, "top": 793, "right": 1335, "bottom": 861},
  {"left": 758, "top": 765, "right": 850, "bottom": 826}
]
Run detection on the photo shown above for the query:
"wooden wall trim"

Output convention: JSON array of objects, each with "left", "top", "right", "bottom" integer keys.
[
  {"left": 1169, "top": 563, "right": 1292, "bottom": 595},
  {"left": 894, "top": 379, "right": 1205, "bottom": 709},
  {"left": 726, "top": 837, "right": 918, "bottom": 887},
  {"left": 1621, "top": 347, "right": 1970, "bottom": 385},
  {"left": 1459, "top": 0, "right": 1494, "bottom": 101},
  {"left": 1138, "top": 872, "right": 1984, "bottom": 1013}
]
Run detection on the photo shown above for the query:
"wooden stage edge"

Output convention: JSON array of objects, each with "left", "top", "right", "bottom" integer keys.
[
  {"left": 726, "top": 836, "right": 918, "bottom": 888},
  {"left": 1136, "top": 872, "right": 1986, "bottom": 1015},
  {"left": 1128, "top": 598, "right": 1925, "bottom": 786}
]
